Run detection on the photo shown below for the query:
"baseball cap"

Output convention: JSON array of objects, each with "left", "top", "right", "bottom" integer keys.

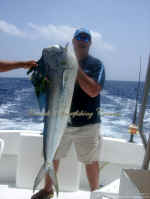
[{"left": 73, "top": 28, "right": 91, "bottom": 40}]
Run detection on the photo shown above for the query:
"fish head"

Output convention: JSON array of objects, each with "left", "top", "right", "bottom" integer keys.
[{"left": 42, "top": 44, "right": 71, "bottom": 77}]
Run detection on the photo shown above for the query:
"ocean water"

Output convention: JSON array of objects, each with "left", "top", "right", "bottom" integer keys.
[{"left": 0, "top": 77, "right": 149, "bottom": 144}]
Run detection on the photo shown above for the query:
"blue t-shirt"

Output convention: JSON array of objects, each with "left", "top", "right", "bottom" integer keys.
[{"left": 69, "top": 55, "right": 105, "bottom": 127}]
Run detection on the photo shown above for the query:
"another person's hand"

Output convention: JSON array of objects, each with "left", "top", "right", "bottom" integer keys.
[{"left": 22, "top": 60, "right": 37, "bottom": 69}]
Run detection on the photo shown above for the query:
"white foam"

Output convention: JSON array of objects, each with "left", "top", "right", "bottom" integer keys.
[{"left": 0, "top": 118, "right": 43, "bottom": 131}]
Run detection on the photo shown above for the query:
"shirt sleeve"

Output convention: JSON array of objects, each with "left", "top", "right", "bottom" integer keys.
[
  {"left": 97, "top": 62, "right": 105, "bottom": 89},
  {"left": 90, "top": 61, "right": 105, "bottom": 90}
]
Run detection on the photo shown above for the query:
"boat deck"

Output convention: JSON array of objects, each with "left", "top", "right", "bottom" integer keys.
[
  {"left": 0, "top": 179, "right": 120, "bottom": 199},
  {"left": 0, "top": 184, "right": 91, "bottom": 199}
]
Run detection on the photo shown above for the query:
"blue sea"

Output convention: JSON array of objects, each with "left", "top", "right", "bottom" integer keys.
[{"left": 0, "top": 77, "right": 149, "bottom": 143}]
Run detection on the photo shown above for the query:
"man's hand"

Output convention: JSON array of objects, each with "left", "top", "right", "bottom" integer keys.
[{"left": 22, "top": 60, "right": 38, "bottom": 69}]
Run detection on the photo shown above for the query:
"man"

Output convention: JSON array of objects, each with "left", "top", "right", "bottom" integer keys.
[
  {"left": 0, "top": 60, "right": 37, "bottom": 72},
  {"left": 31, "top": 28, "right": 105, "bottom": 199}
]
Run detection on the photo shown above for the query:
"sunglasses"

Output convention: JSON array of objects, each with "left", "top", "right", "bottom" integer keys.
[{"left": 75, "top": 35, "right": 91, "bottom": 42}]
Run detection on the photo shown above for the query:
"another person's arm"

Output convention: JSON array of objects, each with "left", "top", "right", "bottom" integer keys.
[
  {"left": 0, "top": 60, "right": 37, "bottom": 72},
  {"left": 77, "top": 63, "right": 105, "bottom": 97}
]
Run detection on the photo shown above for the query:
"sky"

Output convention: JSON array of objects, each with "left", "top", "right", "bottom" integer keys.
[{"left": 0, "top": 0, "right": 149, "bottom": 81}]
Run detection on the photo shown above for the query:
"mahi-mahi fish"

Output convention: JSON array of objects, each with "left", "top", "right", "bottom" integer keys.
[{"left": 28, "top": 44, "right": 78, "bottom": 195}]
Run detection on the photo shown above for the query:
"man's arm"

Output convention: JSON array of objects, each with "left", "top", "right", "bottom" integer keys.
[
  {"left": 77, "top": 66, "right": 102, "bottom": 98},
  {"left": 0, "top": 60, "right": 37, "bottom": 72}
]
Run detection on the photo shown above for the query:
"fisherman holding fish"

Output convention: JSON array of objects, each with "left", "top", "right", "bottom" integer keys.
[
  {"left": 0, "top": 60, "right": 37, "bottom": 72},
  {"left": 31, "top": 28, "right": 105, "bottom": 199}
]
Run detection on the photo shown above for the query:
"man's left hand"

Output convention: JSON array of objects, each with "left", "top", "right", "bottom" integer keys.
[{"left": 22, "top": 60, "right": 38, "bottom": 69}]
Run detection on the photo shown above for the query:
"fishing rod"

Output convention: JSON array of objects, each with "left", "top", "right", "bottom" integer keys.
[
  {"left": 138, "top": 55, "right": 150, "bottom": 150},
  {"left": 128, "top": 56, "right": 142, "bottom": 142}
]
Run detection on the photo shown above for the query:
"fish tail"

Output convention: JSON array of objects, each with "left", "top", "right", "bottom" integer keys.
[
  {"left": 33, "top": 163, "right": 47, "bottom": 193},
  {"left": 33, "top": 164, "right": 59, "bottom": 196},
  {"left": 48, "top": 167, "right": 59, "bottom": 197}
]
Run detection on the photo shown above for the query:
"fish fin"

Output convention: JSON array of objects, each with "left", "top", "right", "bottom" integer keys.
[
  {"left": 48, "top": 167, "right": 59, "bottom": 197},
  {"left": 64, "top": 42, "right": 69, "bottom": 52},
  {"left": 38, "top": 93, "right": 46, "bottom": 112},
  {"left": 62, "top": 71, "right": 65, "bottom": 90},
  {"left": 60, "top": 70, "right": 65, "bottom": 92},
  {"left": 33, "top": 163, "right": 47, "bottom": 193}
]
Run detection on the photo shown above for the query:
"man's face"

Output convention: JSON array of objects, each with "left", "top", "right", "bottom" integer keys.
[{"left": 72, "top": 33, "right": 91, "bottom": 56}]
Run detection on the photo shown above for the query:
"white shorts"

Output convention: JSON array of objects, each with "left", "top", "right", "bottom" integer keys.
[{"left": 54, "top": 123, "right": 102, "bottom": 164}]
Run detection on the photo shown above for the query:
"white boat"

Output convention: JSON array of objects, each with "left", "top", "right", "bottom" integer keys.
[{"left": 0, "top": 129, "right": 147, "bottom": 199}]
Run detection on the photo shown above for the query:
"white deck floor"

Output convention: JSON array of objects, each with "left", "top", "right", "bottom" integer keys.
[
  {"left": 0, "top": 179, "right": 120, "bottom": 199},
  {"left": 0, "top": 185, "right": 91, "bottom": 199}
]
